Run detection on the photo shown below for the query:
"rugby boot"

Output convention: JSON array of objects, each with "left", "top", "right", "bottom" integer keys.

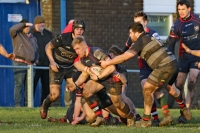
[
  {"left": 177, "top": 115, "right": 187, "bottom": 124},
  {"left": 91, "top": 116, "right": 105, "bottom": 126},
  {"left": 135, "top": 119, "right": 152, "bottom": 127},
  {"left": 127, "top": 117, "right": 135, "bottom": 127},
  {"left": 151, "top": 119, "right": 160, "bottom": 127},
  {"left": 126, "top": 111, "right": 135, "bottom": 127},
  {"left": 47, "top": 117, "right": 59, "bottom": 122},
  {"left": 40, "top": 99, "right": 49, "bottom": 119},
  {"left": 105, "top": 115, "right": 120, "bottom": 125},
  {"left": 159, "top": 113, "right": 173, "bottom": 126},
  {"left": 181, "top": 107, "right": 192, "bottom": 120}
]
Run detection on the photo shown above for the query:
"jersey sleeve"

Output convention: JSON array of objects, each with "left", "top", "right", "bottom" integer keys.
[
  {"left": 74, "top": 56, "right": 80, "bottom": 64},
  {"left": 166, "top": 22, "right": 179, "bottom": 54},
  {"left": 122, "top": 37, "right": 132, "bottom": 52},
  {"left": 127, "top": 41, "right": 142, "bottom": 55}
]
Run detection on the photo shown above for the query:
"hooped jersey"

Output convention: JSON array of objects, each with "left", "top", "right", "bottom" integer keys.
[
  {"left": 51, "top": 32, "right": 77, "bottom": 67},
  {"left": 123, "top": 28, "right": 160, "bottom": 70},
  {"left": 168, "top": 14, "right": 200, "bottom": 58},
  {"left": 127, "top": 33, "right": 176, "bottom": 70}
]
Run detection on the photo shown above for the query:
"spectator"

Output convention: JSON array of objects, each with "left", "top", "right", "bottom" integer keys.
[
  {"left": 31, "top": 15, "right": 53, "bottom": 105},
  {"left": 10, "top": 19, "right": 39, "bottom": 107}
]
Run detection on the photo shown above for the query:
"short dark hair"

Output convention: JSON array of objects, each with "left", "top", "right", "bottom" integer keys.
[
  {"left": 129, "top": 22, "right": 144, "bottom": 33},
  {"left": 177, "top": 0, "right": 191, "bottom": 8},
  {"left": 134, "top": 11, "right": 147, "bottom": 21}
]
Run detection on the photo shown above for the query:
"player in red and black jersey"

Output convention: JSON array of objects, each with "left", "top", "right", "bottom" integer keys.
[
  {"left": 67, "top": 36, "right": 135, "bottom": 127},
  {"left": 167, "top": 0, "right": 200, "bottom": 109}
]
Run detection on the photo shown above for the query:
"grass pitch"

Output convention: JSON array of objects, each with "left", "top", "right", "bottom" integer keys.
[{"left": 0, "top": 107, "right": 200, "bottom": 133}]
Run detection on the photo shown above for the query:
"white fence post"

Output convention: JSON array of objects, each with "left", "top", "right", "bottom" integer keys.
[{"left": 27, "top": 65, "right": 34, "bottom": 107}]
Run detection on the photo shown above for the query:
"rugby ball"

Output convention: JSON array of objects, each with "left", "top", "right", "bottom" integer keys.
[{"left": 89, "top": 65, "right": 104, "bottom": 76}]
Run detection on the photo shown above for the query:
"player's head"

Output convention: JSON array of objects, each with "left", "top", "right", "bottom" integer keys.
[
  {"left": 72, "top": 20, "right": 85, "bottom": 37},
  {"left": 108, "top": 45, "right": 123, "bottom": 58},
  {"left": 129, "top": 22, "right": 145, "bottom": 42},
  {"left": 134, "top": 11, "right": 148, "bottom": 30},
  {"left": 177, "top": 0, "right": 191, "bottom": 19},
  {"left": 72, "top": 36, "right": 88, "bottom": 58}
]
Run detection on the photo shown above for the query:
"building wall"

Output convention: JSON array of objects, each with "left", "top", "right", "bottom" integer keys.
[{"left": 41, "top": 0, "right": 200, "bottom": 109}]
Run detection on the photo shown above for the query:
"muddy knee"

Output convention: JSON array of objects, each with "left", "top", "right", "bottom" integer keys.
[
  {"left": 50, "top": 91, "right": 59, "bottom": 101},
  {"left": 188, "top": 81, "right": 195, "bottom": 91}
]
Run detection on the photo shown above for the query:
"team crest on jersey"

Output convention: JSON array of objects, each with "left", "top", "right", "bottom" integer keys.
[{"left": 194, "top": 25, "right": 199, "bottom": 32}]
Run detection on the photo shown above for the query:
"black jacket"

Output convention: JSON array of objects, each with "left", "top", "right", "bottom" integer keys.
[{"left": 31, "top": 28, "right": 53, "bottom": 66}]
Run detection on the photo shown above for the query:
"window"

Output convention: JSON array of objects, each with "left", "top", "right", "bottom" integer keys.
[
  {"left": 147, "top": 14, "right": 173, "bottom": 40},
  {"left": 143, "top": 0, "right": 176, "bottom": 41},
  {"left": 194, "top": 0, "right": 200, "bottom": 14}
]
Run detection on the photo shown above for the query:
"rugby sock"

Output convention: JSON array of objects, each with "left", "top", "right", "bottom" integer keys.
[
  {"left": 44, "top": 95, "right": 51, "bottom": 110},
  {"left": 157, "top": 96, "right": 170, "bottom": 114},
  {"left": 175, "top": 94, "right": 186, "bottom": 109},
  {"left": 143, "top": 114, "right": 151, "bottom": 121},
  {"left": 89, "top": 101, "right": 102, "bottom": 117},
  {"left": 151, "top": 100, "right": 159, "bottom": 120},
  {"left": 135, "top": 114, "right": 142, "bottom": 120},
  {"left": 86, "top": 95, "right": 102, "bottom": 117}
]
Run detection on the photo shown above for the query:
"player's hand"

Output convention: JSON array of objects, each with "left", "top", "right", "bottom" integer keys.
[
  {"left": 99, "top": 60, "right": 108, "bottom": 68},
  {"left": 6, "top": 53, "right": 15, "bottom": 60},
  {"left": 90, "top": 73, "right": 99, "bottom": 81},
  {"left": 182, "top": 43, "right": 191, "bottom": 53},
  {"left": 66, "top": 83, "right": 76, "bottom": 92},
  {"left": 25, "top": 23, "right": 33, "bottom": 27},
  {"left": 50, "top": 61, "right": 59, "bottom": 72}
]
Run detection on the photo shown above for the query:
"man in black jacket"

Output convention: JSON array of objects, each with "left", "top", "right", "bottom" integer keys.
[{"left": 31, "top": 16, "right": 53, "bottom": 105}]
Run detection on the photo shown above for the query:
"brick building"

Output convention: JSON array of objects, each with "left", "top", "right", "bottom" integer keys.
[{"left": 41, "top": 0, "right": 200, "bottom": 108}]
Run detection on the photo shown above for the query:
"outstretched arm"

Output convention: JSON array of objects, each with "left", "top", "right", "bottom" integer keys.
[
  {"left": 0, "top": 44, "right": 15, "bottom": 60},
  {"left": 100, "top": 51, "right": 135, "bottom": 68},
  {"left": 182, "top": 43, "right": 200, "bottom": 57}
]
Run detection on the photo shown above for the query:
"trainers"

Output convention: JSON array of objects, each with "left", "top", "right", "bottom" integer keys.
[
  {"left": 91, "top": 116, "right": 105, "bottom": 127},
  {"left": 152, "top": 119, "right": 160, "bottom": 127},
  {"left": 159, "top": 114, "right": 173, "bottom": 126},
  {"left": 40, "top": 99, "right": 48, "bottom": 119},
  {"left": 181, "top": 107, "right": 192, "bottom": 120},
  {"left": 135, "top": 119, "right": 152, "bottom": 127},
  {"left": 177, "top": 115, "right": 187, "bottom": 124}
]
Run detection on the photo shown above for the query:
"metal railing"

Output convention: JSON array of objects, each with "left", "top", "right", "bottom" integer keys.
[
  {"left": 0, "top": 65, "right": 189, "bottom": 107},
  {"left": 0, "top": 65, "right": 49, "bottom": 107}
]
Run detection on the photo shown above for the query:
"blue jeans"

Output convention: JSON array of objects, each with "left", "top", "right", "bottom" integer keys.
[{"left": 13, "top": 61, "right": 28, "bottom": 107}]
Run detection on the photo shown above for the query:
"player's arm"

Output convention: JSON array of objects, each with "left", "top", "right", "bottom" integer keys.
[
  {"left": 122, "top": 37, "right": 132, "bottom": 52},
  {"left": 182, "top": 43, "right": 200, "bottom": 57},
  {"left": 75, "top": 72, "right": 89, "bottom": 86},
  {"left": 98, "top": 59, "right": 116, "bottom": 79},
  {"left": 72, "top": 96, "right": 82, "bottom": 125},
  {"left": 100, "top": 51, "right": 135, "bottom": 68},
  {"left": 166, "top": 24, "right": 179, "bottom": 54},
  {"left": 0, "top": 44, "right": 15, "bottom": 59}
]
